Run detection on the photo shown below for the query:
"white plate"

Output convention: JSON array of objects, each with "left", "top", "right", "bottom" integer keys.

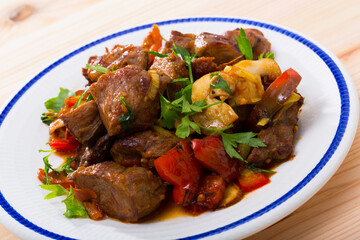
[{"left": 0, "top": 17, "right": 358, "bottom": 240}]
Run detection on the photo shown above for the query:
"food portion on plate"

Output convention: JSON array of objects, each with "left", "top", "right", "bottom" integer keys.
[{"left": 38, "top": 24, "right": 303, "bottom": 223}]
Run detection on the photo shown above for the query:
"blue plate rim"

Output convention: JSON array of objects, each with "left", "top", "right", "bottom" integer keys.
[{"left": 0, "top": 17, "right": 350, "bottom": 240}]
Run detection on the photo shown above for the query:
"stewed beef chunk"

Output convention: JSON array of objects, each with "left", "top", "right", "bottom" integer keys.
[
  {"left": 89, "top": 65, "right": 160, "bottom": 136},
  {"left": 223, "top": 28, "right": 271, "bottom": 60},
  {"left": 191, "top": 57, "right": 218, "bottom": 80},
  {"left": 110, "top": 128, "right": 179, "bottom": 167},
  {"left": 69, "top": 161, "right": 166, "bottom": 222},
  {"left": 162, "top": 30, "right": 196, "bottom": 55},
  {"left": 194, "top": 32, "right": 241, "bottom": 64},
  {"left": 83, "top": 45, "right": 148, "bottom": 82},
  {"left": 60, "top": 100, "right": 105, "bottom": 144},
  {"left": 76, "top": 134, "right": 116, "bottom": 167},
  {"left": 150, "top": 52, "right": 189, "bottom": 95},
  {"left": 247, "top": 96, "right": 303, "bottom": 166}
]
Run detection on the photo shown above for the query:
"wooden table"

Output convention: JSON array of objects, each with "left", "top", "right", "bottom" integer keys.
[{"left": 0, "top": 0, "right": 359, "bottom": 239}]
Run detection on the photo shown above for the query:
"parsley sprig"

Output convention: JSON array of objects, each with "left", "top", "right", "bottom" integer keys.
[
  {"left": 258, "top": 52, "right": 275, "bottom": 60},
  {"left": 159, "top": 81, "right": 222, "bottom": 138},
  {"left": 201, "top": 125, "right": 266, "bottom": 162},
  {"left": 39, "top": 150, "right": 75, "bottom": 184},
  {"left": 236, "top": 28, "right": 253, "bottom": 60},
  {"left": 85, "top": 64, "right": 109, "bottom": 74},
  {"left": 41, "top": 88, "right": 75, "bottom": 125},
  {"left": 172, "top": 43, "right": 196, "bottom": 83},
  {"left": 40, "top": 185, "right": 89, "bottom": 218}
]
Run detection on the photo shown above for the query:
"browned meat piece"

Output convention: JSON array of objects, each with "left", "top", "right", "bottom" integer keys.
[
  {"left": 110, "top": 128, "right": 179, "bottom": 167},
  {"left": 191, "top": 57, "right": 218, "bottom": 80},
  {"left": 69, "top": 161, "right": 166, "bottom": 222},
  {"left": 76, "top": 134, "right": 116, "bottom": 167},
  {"left": 247, "top": 97, "right": 303, "bottom": 166},
  {"left": 150, "top": 52, "right": 189, "bottom": 98},
  {"left": 89, "top": 65, "right": 159, "bottom": 136},
  {"left": 194, "top": 32, "right": 241, "bottom": 64},
  {"left": 223, "top": 28, "right": 271, "bottom": 60},
  {"left": 60, "top": 100, "right": 105, "bottom": 144},
  {"left": 83, "top": 45, "right": 148, "bottom": 82},
  {"left": 162, "top": 30, "right": 196, "bottom": 54}
]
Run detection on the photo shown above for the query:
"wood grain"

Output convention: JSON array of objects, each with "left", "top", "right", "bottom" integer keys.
[{"left": 0, "top": 0, "right": 359, "bottom": 239}]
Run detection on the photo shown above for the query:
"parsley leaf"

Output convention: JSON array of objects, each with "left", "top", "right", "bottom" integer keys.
[
  {"left": 118, "top": 97, "right": 134, "bottom": 132},
  {"left": 160, "top": 94, "right": 179, "bottom": 129},
  {"left": 172, "top": 43, "right": 196, "bottom": 83},
  {"left": 44, "top": 88, "right": 75, "bottom": 113},
  {"left": 62, "top": 186, "right": 89, "bottom": 218},
  {"left": 73, "top": 87, "right": 89, "bottom": 109},
  {"left": 176, "top": 115, "right": 201, "bottom": 138},
  {"left": 236, "top": 28, "right": 253, "bottom": 60},
  {"left": 53, "top": 157, "right": 75, "bottom": 174},
  {"left": 86, "top": 64, "right": 109, "bottom": 74},
  {"left": 148, "top": 51, "right": 171, "bottom": 58},
  {"left": 39, "top": 149, "right": 56, "bottom": 185},
  {"left": 40, "top": 184, "right": 69, "bottom": 200},
  {"left": 171, "top": 78, "right": 191, "bottom": 86},
  {"left": 210, "top": 73, "right": 232, "bottom": 95},
  {"left": 40, "top": 184, "right": 88, "bottom": 218},
  {"left": 200, "top": 126, "right": 266, "bottom": 162},
  {"left": 258, "top": 52, "right": 275, "bottom": 60},
  {"left": 41, "top": 111, "right": 56, "bottom": 125},
  {"left": 246, "top": 164, "right": 276, "bottom": 174}
]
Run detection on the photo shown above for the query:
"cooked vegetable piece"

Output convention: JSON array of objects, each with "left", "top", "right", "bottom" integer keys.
[
  {"left": 195, "top": 175, "right": 226, "bottom": 209},
  {"left": 191, "top": 136, "right": 242, "bottom": 183},
  {"left": 219, "top": 182, "right": 243, "bottom": 208},
  {"left": 154, "top": 140, "right": 203, "bottom": 205},
  {"left": 143, "top": 24, "right": 163, "bottom": 66},
  {"left": 237, "top": 169, "right": 270, "bottom": 192},
  {"left": 247, "top": 68, "right": 302, "bottom": 130},
  {"left": 49, "top": 135, "right": 80, "bottom": 152}
]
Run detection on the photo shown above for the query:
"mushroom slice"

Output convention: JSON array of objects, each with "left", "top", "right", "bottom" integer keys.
[
  {"left": 223, "top": 65, "right": 264, "bottom": 106},
  {"left": 234, "top": 58, "right": 281, "bottom": 87},
  {"left": 191, "top": 73, "right": 238, "bottom": 130}
]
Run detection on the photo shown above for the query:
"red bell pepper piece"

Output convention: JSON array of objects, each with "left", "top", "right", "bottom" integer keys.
[
  {"left": 154, "top": 140, "right": 203, "bottom": 205},
  {"left": 237, "top": 169, "right": 270, "bottom": 192},
  {"left": 248, "top": 68, "right": 302, "bottom": 130},
  {"left": 49, "top": 135, "right": 80, "bottom": 153},
  {"left": 143, "top": 24, "right": 163, "bottom": 67},
  {"left": 191, "top": 136, "right": 242, "bottom": 183}
]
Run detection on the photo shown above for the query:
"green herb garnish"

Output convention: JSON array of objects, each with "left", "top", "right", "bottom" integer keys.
[
  {"left": 236, "top": 28, "right": 253, "bottom": 60},
  {"left": 86, "top": 64, "right": 109, "bottom": 74},
  {"left": 62, "top": 186, "right": 89, "bottom": 218},
  {"left": 118, "top": 97, "right": 134, "bottom": 132},
  {"left": 41, "top": 88, "right": 75, "bottom": 125},
  {"left": 171, "top": 78, "right": 192, "bottom": 86},
  {"left": 246, "top": 163, "right": 276, "bottom": 174},
  {"left": 39, "top": 149, "right": 56, "bottom": 185},
  {"left": 148, "top": 51, "right": 171, "bottom": 58},
  {"left": 40, "top": 184, "right": 89, "bottom": 218},
  {"left": 73, "top": 87, "right": 89, "bottom": 108},
  {"left": 53, "top": 157, "right": 75, "bottom": 174},
  {"left": 258, "top": 52, "right": 275, "bottom": 60},
  {"left": 210, "top": 73, "right": 232, "bottom": 95},
  {"left": 172, "top": 43, "right": 196, "bottom": 83},
  {"left": 201, "top": 125, "right": 266, "bottom": 162},
  {"left": 40, "top": 184, "right": 69, "bottom": 200},
  {"left": 176, "top": 115, "right": 201, "bottom": 139}
]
